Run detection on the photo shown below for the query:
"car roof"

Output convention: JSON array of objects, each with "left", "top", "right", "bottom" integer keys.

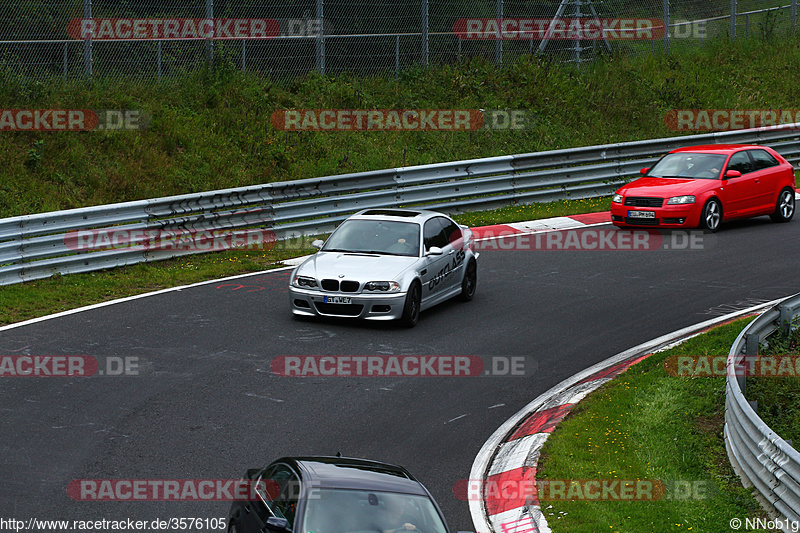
[
  {"left": 275, "top": 456, "right": 427, "bottom": 495},
  {"left": 349, "top": 208, "right": 445, "bottom": 223},
  {"left": 669, "top": 144, "right": 763, "bottom": 154}
]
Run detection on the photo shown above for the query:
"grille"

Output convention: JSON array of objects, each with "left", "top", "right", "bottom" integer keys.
[
  {"left": 624, "top": 197, "right": 663, "bottom": 208},
  {"left": 625, "top": 217, "right": 660, "bottom": 225},
  {"left": 340, "top": 281, "right": 360, "bottom": 292},
  {"left": 314, "top": 303, "right": 364, "bottom": 316},
  {"left": 321, "top": 279, "right": 339, "bottom": 291}
]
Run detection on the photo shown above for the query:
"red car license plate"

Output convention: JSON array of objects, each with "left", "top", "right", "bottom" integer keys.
[{"left": 627, "top": 210, "right": 656, "bottom": 218}]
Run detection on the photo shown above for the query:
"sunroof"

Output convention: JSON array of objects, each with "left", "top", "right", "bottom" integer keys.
[{"left": 361, "top": 209, "right": 420, "bottom": 217}]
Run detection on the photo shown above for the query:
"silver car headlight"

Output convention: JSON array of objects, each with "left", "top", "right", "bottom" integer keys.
[
  {"left": 364, "top": 281, "right": 401, "bottom": 292},
  {"left": 667, "top": 195, "right": 696, "bottom": 205},
  {"left": 292, "top": 275, "right": 318, "bottom": 288},
  {"left": 612, "top": 193, "right": 623, "bottom": 203}
]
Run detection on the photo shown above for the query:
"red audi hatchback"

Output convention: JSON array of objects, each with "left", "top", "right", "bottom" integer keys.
[{"left": 611, "top": 144, "right": 796, "bottom": 231}]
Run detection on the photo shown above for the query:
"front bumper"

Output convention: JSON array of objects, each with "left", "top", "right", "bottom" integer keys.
[
  {"left": 610, "top": 203, "right": 701, "bottom": 228},
  {"left": 289, "top": 286, "right": 408, "bottom": 321}
]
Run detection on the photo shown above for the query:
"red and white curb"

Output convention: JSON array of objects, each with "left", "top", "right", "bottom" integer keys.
[
  {"left": 470, "top": 212, "right": 610, "bottom": 241},
  {"left": 467, "top": 298, "right": 788, "bottom": 533}
]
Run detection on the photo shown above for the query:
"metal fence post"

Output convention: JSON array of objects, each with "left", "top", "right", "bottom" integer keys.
[
  {"left": 158, "top": 41, "right": 162, "bottom": 81},
  {"left": 395, "top": 35, "right": 400, "bottom": 78},
  {"left": 495, "top": 0, "right": 503, "bottom": 66},
  {"left": 63, "top": 42, "right": 68, "bottom": 81},
  {"left": 83, "top": 0, "right": 92, "bottom": 78},
  {"left": 316, "top": 0, "right": 325, "bottom": 74},
  {"left": 793, "top": 0, "right": 797, "bottom": 33},
  {"left": 730, "top": 0, "right": 737, "bottom": 40},
  {"left": 663, "top": 0, "right": 670, "bottom": 54},
  {"left": 206, "top": 0, "right": 214, "bottom": 65},
  {"left": 421, "top": 0, "right": 429, "bottom": 66},
  {"left": 242, "top": 40, "right": 246, "bottom": 72}
]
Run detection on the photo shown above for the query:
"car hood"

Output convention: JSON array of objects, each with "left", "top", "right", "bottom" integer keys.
[
  {"left": 298, "top": 251, "right": 418, "bottom": 282},
  {"left": 618, "top": 177, "right": 713, "bottom": 197}
]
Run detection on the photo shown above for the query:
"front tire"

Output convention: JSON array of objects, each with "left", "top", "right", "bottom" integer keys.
[
  {"left": 459, "top": 260, "right": 477, "bottom": 302},
  {"left": 770, "top": 188, "right": 795, "bottom": 223},
  {"left": 699, "top": 198, "right": 722, "bottom": 232},
  {"left": 400, "top": 282, "right": 421, "bottom": 328}
]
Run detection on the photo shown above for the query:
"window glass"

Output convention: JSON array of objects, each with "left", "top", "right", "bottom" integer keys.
[
  {"left": 302, "top": 489, "right": 448, "bottom": 533},
  {"left": 256, "top": 464, "right": 300, "bottom": 527},
  {"left": 749, "top": 149, "right": 779, "bottom": 171},
  {"left": 726, "top": 151, "right": 754, "bottom": 175},
  {"left": 647, "top": 153, "right": 726, "bottom": 179},
  {"left": 423, "top": 218, "right": 448, "bottom": 250},
  {"left": 439, "top": 217, "right": 463, "bottom": 248},
  {"left": 322, "top": 219, "right": 420, "bottom": 257}
]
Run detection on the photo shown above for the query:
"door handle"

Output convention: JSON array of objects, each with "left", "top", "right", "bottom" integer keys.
[{"left": 244, "top": 505, "right": 251, "bottom": 514}]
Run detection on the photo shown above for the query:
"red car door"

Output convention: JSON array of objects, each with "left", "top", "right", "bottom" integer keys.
[
  {"left": 747, "top": 148, "right": 786, "bottom": 212},
  {"left": 718, "top": 151, "right": 759, "bottom": 218}
]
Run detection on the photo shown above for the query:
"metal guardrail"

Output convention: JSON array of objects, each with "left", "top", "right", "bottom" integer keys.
[
  {"left": 726, "top": 293, "right": 800, "bottom": 529},
  {"left": 2, "top": 123, "right": 800, "bottom": 286}
]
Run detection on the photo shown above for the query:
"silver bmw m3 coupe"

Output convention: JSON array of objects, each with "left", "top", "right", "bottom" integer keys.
[{"left": 289, "top": 208, "right": 478, "bottom": 327}]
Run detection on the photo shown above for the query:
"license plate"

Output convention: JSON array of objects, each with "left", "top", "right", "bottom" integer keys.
[
  {"left": 324, "top": 296, "right": 352, "bottom": 304},
  {"left": 627, "top": 210, "right": 656, "bottom": 218}
]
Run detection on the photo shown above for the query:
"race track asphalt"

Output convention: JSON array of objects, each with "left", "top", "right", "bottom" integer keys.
[{"left": 1, "top": 217, "right": 798, "bottom": 531}]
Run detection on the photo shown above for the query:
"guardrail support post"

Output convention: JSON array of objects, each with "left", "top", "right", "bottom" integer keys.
[
  {"left": 780, "top": 304, "right": 794, "bottom": 336},
  {"left": 739, "top": 332, "right": 759, "bottom": 395}
]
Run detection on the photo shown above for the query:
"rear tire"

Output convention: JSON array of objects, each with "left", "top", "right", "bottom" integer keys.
[
  {"left": 699, "top": 198, "right": 722, "bottom": 232},
  {"left": 459, "top": 260, "right": 477, "bottom": 302},
  {"left": 770, "top": 188, "right": 795, "bottom": 223},
  {"left": 400, "top": 282, "right": 421, "bottom": 328}
]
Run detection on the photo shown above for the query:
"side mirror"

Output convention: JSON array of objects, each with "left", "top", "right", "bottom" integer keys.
[
  {"left": 426, "top": 246, "right": 443, "bottom": 256},
  {"left": 724, "top": 169, "right": 741, "bottom": 178},
  {"left": 640, "top": 167, "right": 649, "bottom": 175},
  {"left": 265, "top": 517, "right": 290, "bottom": 532},
  {"left": 311, "top": 239, "right": 324, "bottom": 249}
]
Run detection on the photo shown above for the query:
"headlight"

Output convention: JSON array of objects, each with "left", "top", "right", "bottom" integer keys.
[
  {"left": 364, "top": 281, "right": 401, "bottom": 292},
  {"left": 667, "top": 195, "right": 696, "bottom": 205},
  {"left": 612, "top": 194, "right": 623, "bottom": 203},
  {"left": 292, "top": 275, "right": 318, "bottom": 288}
]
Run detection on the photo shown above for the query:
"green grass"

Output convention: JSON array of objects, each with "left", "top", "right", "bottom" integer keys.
[
  {"left": 536, "top": 317, "right": 772, "bottom": 532},
  {"left": 3, "top": 33, "right": 800, "bottom": 218},
  {"left": 747, "top": 325, "right": 800, "bottom": 447}
]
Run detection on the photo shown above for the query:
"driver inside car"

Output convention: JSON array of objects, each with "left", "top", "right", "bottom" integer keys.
[{"left": 377, "top": 497, "right": 419, "bottom": 533}]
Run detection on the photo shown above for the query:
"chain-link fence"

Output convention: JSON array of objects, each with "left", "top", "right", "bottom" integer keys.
[{"left": 0, "top": 0, "right": 796, "bottom": 81}]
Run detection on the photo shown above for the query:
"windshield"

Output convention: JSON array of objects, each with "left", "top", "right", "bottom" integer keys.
[
  {"left": 322, "top": 219, "right": 421, "bottom": 257},
  {"left": 302, "top": 489, "right": 448, "bottom": 533},
  {"left": 647, "top": 153, "right": 727, "bottom": 180}
]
